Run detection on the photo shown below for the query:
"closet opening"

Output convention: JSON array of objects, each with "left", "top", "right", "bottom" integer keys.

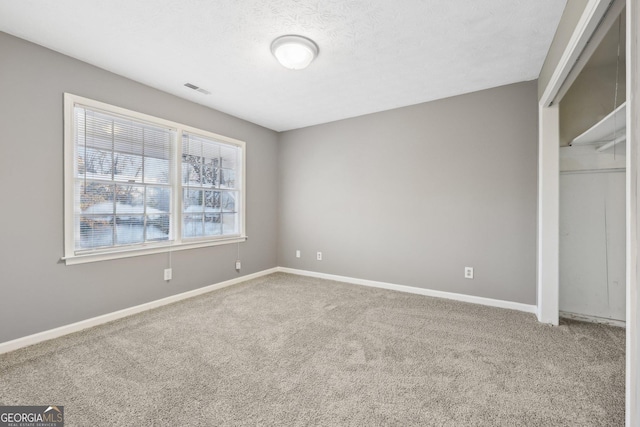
[{"left": 558, "top": 7, "right": 627, "bottom": 326}]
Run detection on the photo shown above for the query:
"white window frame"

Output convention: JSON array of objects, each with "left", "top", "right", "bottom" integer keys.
[{"left": 63, "top": 93, "right": 246, "bottom": 265}]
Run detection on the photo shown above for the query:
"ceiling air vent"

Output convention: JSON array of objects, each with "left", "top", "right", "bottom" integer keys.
[{"left": 184, "top": 83, "right": 211, "bottom": 95}]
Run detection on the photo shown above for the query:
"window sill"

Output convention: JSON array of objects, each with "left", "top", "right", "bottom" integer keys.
[{"left": 62, "top": 236, "right": 248, "bottom": 265}]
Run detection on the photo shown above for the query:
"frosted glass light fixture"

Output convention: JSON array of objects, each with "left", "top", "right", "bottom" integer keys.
[{"left": 271, "top": 35, "right": 319, "bottom": 70}]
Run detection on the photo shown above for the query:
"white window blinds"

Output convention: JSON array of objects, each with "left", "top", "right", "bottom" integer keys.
[{"left": 74, "top": 106, "right": 174, "bottom": 251}]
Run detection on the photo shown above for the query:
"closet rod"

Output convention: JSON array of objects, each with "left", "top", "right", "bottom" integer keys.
[{"left": 596, "top": 134, "right": 627, "bottom": 152}]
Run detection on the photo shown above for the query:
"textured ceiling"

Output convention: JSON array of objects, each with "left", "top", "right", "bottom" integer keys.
[{"left": 0, "top": 0, "right": 566, "bottom": 131}]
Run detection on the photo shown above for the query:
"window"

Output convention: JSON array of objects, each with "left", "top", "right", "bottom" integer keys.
[
  {"left": 64, "top": 93, "right": 245, "bottom": 264},
  {"left": 181, "top": 133, "right": 240, "bottom": 239}
]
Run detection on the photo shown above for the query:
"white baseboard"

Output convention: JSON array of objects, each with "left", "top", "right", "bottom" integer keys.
[
  {"left": 277, "top": 267, "right": 537, "bottom": 314},
  {"left": 560, "top": 311, "right": 626, "bottom": 328},
  {"left": 0, "top": 267, "right": 278, "bottom": 355}
]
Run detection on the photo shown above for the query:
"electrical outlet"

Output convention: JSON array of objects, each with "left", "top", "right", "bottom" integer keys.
[
  {"left": 235, "top": 260, "right": 241, "bottom": 270},
  {"left": 296, "top": 250, "right": 301, "bottom": 258},
  {"left": 464, "top": 267, "right": 474, "bottom": 279},
  {"left": 164, "top": 268, "right": 172, "bottom": 281},
  {"left": 316, "top": 252, "right": 322, "bottom": 261}
]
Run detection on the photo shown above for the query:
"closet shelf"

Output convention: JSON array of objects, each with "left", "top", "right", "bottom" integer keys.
[{"left": 570, "top": 101, "right": 626, "bottom": 147}]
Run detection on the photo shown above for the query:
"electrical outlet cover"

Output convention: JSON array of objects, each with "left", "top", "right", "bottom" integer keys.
[{"left": 464, "top": 267, "right": 474, "bottom": 279}]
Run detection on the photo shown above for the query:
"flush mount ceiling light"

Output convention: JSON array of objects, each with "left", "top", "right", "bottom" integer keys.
[{"left": 271, "top": 35, "right": 319, "bottom": 70}]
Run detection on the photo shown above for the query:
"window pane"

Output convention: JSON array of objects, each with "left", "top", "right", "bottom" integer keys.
[
  {"left": 220, "top": 145, "right": 237, "bottom": 169},
  {"left": 182, "top": 189, "right": 225, "bottom": 239},
  {"left": 221, "top": 191, "right": 236, "bottom": 212},
  {"left": 182, "top": 134, "right": 240, "bottom": 189},
  {"left": 147, "top": 186, "right": 171, "bottom": 214},
  {"left": 81, "top": 148, "right": 113, "bottom": 180},
  {"left": 115, "top": 215, "right": 145, "bottom": 245},
  {"left": 220, "top": 168, "right": 236, "bottom": 189},
  {"left": 222, "top": 213, "right": 237, "bottom": 235},
  {"left": 78, "top": 215, "right": 114, "bottom": 249},
  {"left": 182, "top": 154, "right": 202, "bottom": 185},
  {"left": 79, "top": 182, "right": 114, "bottom": 215},
  {"left": 144, "top": 157, "right": 169, "bottom": 184},
  {"left": 205, "top": 213, "right": 222, "bottom": 236},
  {"left": 183, "top": 188, "right": 203, "bottom": 213},
  {"left": 113, "top": 153, "right": 143, "bottom": 183},
  {"left": 146, "top": 214, "right": 170, "bottom": 241},
  {"left": 183, "top": 214, "right": 204, "bottom": 238},
  {"left": 115, "top": 185, "right": 145, "bottom": 213},
  {"left": 205, "top": 190, "right": 221, "bottom": 211},
  {"left": 202, "top": 159, "right": 218, "bottom": 187},
  {"left": 204, "top": 191, "right": 221, "bottom": 235}
]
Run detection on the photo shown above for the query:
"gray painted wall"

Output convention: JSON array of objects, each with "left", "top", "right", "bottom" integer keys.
[
  {"left": 0, "top": 32, "right": 279, "bottom": 343},
  {"left": 278, "top": 81, "right": 539, "bottom": 304}
]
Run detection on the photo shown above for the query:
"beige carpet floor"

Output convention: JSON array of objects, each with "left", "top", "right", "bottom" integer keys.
[{"left": 0, "top": 273, "right": 626, "bottom": 426}]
